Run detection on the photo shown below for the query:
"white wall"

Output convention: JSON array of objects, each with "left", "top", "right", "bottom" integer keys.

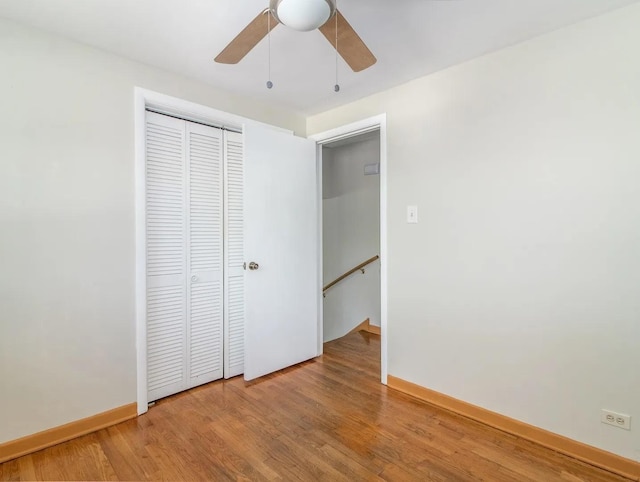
[
  {"left": 308, "top": 4, "right": 640, "bottom": 461},
  {"left": 323, "top": 136, "right": 380, "bottom": 342},
  {"left": 0, "top": 18, "right": 304, "bottom": 444}
]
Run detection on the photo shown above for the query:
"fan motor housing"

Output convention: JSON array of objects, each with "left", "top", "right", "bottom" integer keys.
[{"left": 269, "top": 0, "right": 337, "bottom": 32}]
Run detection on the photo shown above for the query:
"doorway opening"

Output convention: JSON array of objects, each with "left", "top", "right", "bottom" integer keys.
[
  {"left": 321, "top": 131, "right": 381, "bottom": 346},
  {"left": 312, "top": 114, "right": 388, "bottom": 383}
]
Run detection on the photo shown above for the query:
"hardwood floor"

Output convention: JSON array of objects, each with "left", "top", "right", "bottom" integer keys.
[{"left": 0, "top": 332, "right": 631, "bottom": 481}]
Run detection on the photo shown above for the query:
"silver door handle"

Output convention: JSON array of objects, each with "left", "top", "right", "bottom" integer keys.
[
  {"left": 248, "top": 262, "right": 259, "bottom": 271},
  {"left": 191, "top": 275, "right": 198, "bottom": 282}
]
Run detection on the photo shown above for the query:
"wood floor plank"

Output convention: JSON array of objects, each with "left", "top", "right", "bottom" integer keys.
[
  {"left": 15, "top": 458, "right": 36, "bottom": 482},
  {"left": 94, "top": 424, "right": 157, "bottom": 481},
  {"left": 0, "top": 331, "right": 632, "bottom": 481},
  {"left": 0, "top": 459, "right": 19, "bottom": 481}
]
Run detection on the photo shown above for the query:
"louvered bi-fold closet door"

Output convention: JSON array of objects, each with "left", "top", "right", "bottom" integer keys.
[
  {"left": 145, "top": 111, "right": 224, "bottom": 403},
  {"left": 145, "top": 111, "right": 188, "bottom": 402},
  {"left": 224, "top": 131, "right": 245, "bottom": 378},
  {"left": 186, "top": 121, "right": 224, "bottom": 388}
]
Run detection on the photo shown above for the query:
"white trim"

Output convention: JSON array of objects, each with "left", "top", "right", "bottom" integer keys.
[
  {"left": 308, "top": 117, "right": 383, "bottom": 144},
  {"left": 316, "top": 145, "right": 324, "bottom": 356},
  {"left": 134, "top": 89, "right": 148, "bottom": 415},
  {"left": 311, "top": 114, "right": 389, "bottom": 385},
  {"left": 134, "top": 88, "right": 293, "bottom": 414},
  {"left": 136, "top": 87, "right": 293, "bottom": 135}
]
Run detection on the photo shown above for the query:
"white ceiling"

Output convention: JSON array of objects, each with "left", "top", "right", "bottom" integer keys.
[{"left": 1, "top": 0, "right": 637, "bottom": 115}]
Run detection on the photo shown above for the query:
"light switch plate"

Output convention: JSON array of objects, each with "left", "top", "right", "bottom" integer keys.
[{"left": 407, "top": 205, "right": 418, "bottom": 224}]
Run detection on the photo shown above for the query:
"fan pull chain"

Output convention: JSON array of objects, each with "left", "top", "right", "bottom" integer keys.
[
  {"left": 267, "top": 10, "right": 273, "bottom": 89},
  {"left": 334, "top": 3, "right": 340, "bottom": 93}
]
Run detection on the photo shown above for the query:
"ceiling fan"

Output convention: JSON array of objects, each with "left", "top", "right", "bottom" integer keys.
[{"left": 215, "top": 0, "right": 376, "bottom": 73}]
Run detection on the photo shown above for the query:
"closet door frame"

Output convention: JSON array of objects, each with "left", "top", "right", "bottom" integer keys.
[{"left": 134, "top": 88, "right": 294, "bottom": 415}]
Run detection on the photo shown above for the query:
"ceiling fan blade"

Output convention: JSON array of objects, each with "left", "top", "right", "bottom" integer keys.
[
  {"left": 215, "top": 10, "right": 278, "bottom": 64},
  {"left": 318, "top": 10, "right": 376, "bottom": 72}
]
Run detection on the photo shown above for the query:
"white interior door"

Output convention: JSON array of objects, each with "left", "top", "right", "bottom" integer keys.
[{"left": 243, "top": 123, "right": 319, "bottom": 381}]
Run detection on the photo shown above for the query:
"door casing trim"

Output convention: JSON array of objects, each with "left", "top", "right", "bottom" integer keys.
[{"left": 310, "top": 114, "right": 389, "bottom": 384}]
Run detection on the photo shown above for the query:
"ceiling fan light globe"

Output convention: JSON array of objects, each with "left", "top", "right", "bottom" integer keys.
[{"left": 270, "top": 0, "right": 336, "bottom": 32}]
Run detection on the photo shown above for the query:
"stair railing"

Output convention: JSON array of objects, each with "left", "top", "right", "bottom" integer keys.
[{"left": 322, "top": 255, "right": 379, "bottom": 297}]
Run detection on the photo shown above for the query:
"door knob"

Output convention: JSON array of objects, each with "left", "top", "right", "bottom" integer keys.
[
  {"left": 248, "top": 262, "right": 259, "bottom": 271},
  {"left": 191, "top": 275, "right": 198, "bottom": 282}
]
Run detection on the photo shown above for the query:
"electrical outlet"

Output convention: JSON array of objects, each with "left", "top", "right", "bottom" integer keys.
[{"left": 601, "top": 409, "right": 631, "bottom": 430}]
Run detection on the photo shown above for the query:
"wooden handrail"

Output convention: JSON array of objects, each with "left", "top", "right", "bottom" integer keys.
[{"left": 323, "top": 255, "right": 379, "bottom": 293}]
